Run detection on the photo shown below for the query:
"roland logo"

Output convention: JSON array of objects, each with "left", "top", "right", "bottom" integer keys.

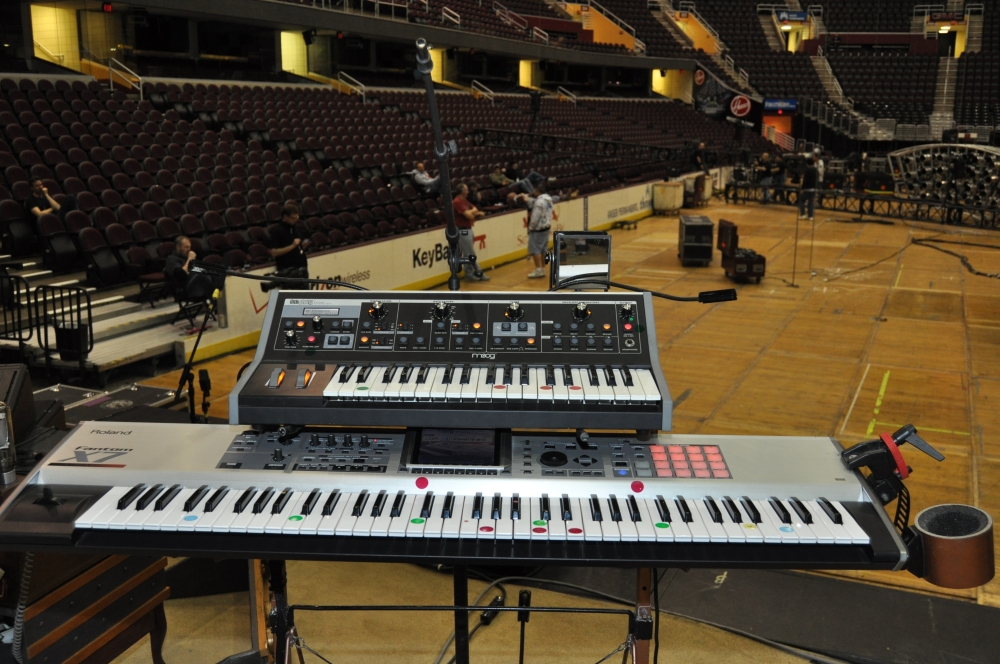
[
  {"left": 89, "top": 429, "right": 132, "bottom": 436},
  {"left": 471, "top": 353, "right": 496, "bottom": 360},
  {"left": 77, "top": 445, "right": 133, "bottom": 452}
]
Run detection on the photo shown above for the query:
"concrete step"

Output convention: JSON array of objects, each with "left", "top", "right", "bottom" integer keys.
[{"left": 88, "top": 304, "right": 182, "bottom": 342}]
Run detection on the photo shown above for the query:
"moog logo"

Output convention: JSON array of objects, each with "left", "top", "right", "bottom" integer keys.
[{"left": 471, "top": 353, "right": 496, "bottom": 360}]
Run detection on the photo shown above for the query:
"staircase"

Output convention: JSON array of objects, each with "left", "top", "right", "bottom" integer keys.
[
  {"left": 758, "top": 14, "right": 786, "bottom": 51},
  {"left": 929, "top": 56, "right": 957, "bottom": 139},
  {"left": 649, "top": 5, "right": 695, "bottom": 49},
  {"left": 542, "top": 0, "right": 574, "bottom": 19},
  {"left": 785, "top": 0, "right": 803, "bottom": 10},
  {"left": 966, "top": 12, "right": 983, "bottom": 53},
  {"left": 810, "top": 55, "right": 849, "bottom": 107}
]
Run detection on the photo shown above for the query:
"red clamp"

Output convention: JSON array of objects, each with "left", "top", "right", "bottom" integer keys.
[{"left": 880, "top": 432, "right": 910, "bottom": 480}]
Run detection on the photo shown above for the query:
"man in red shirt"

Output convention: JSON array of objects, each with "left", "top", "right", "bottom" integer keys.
[{"left": 452, "top": 184, "right": 489, "bottom": 281}]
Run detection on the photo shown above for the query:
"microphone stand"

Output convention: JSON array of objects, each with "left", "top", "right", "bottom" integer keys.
[
  {"left": 415, "top": 38, "right": 471, "bottom": 292},
  {"left": 174, "top": 291, "right": 219, "bottom": 423}
]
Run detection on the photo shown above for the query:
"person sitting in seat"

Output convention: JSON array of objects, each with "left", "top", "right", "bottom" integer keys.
[
  {"left": 490, "top": 164, "right": 515, "bottom": 188},
  {"left": 268, "top": 203, "right": 311, "bottom": 280},
  {"left": 24, "top": 177, "right": 62, "bottom": 221},
  {"left": 165, "top": 236, "right": 196, "bottom": 284},
  {"left": 408, "top": 162, "right": 440, "bottom": 194},
  {"left": 508, "top": 162, "right": 551, "bottom": 195}
]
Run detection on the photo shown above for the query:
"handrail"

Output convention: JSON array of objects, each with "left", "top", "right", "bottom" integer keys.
[
  {"left": 912, "top": 4, "right": 945, "bottom": 17},
  {"left": 33, "top": 39, "right": 64, "bottom": 64},
  {"left": 677, "top": 2, "right": 723, "bottom": 45},
  {"left": 442, "top": 6, "right": 461, "bottom": 25},
  {"left": 556, "top": 86, "right": 577, "bottom": 103},
  {"left": 532, "top": 26, "right": 550, "bottom": 44},
  {"left": 108, "top": 57, "right": 144, "bottom": 101},
  {"left": 965, "top": 3, "right": 984, "bottom": 14},
  {"left": 634, "top": 37, "right": 647, "bottom": 54},
  {"left": 806, "top": 4, "right": 822, "bottom": 17},
  {"left": 414, "top": 0, "right": 429, "bottom": 10},
  {"left": 493, "top": 1, "right": 528, "bottom": 29},
  {"left": 471, "top": 80, "right": 495, "bottom": 104},
  {"left": 738, "top": 68, "right": 749, "bottom": 86},
  {"left": 337, "top": 71, "right": 366, "bottom": 102},
  {"left": 589, "top": 0, "right": 635, "bottom": 37}
]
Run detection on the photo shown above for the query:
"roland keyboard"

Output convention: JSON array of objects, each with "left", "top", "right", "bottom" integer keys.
[
  {"left": 229, "top": 291, "right": 671, "bottom": 431},
  {"left": 0, "top": 423, "right": 908, "bottom": 569}
]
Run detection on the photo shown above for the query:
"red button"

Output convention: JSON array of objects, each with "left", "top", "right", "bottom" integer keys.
[
  {"left": 650, "top": 445, "right": 664, "bottom": 453},
  {"left": 713, "top": 470, "right": 730, "bottom": 478},
  {"left": 673, "top": 460, "right": 689, "bottom": 469},
  {"left": 653, "top": 460, "right": 670, "bottom": 469},
  {"left": 651, "top": 451, "right": 667, "bottom": 460},
  {"left": 480, "top": 526, "right": 494, "bottom": 532},
  {"left": 691, "top": 461, "right": 708, "bottom": 470},
  {"left": 704, "top": 446, "right": 719, "bottom": 453},
  {"left": 670, "top": 453, "right": 686, "bottom": 462},
  {"left": 688, "top": 453, "right": 704, "bottom": 462},
  {"left": 667, "top": 445, "right": 683, "bottom": 453},
  {"left": 674, "top": 469, "right": 692, "bottom": 478},
  {"left": 707, "top": 453, "right": 723, "bottom": 462},
  {"left": 532, "top": 527, "right": 547, "bottom": 533},
  {"left": 568, "top": 527, "right": 583, "bottom": 534},
  {"left": 415, "top": 477, "right": 429, "bottom": 489},
  {"left": 710, "top": 461, "right": 727, "bottom": 470},
  {"left": 630, "top": 481, "right": 644, "bottom": 493},
  {"left": 694, "top": 469, "right": 711, "bottom": 478},
  {"left": 687, "top": 446, "right": 701, "bottom": 453},
  {"left": 624, "top": 323, "right": 633, "bottom": 330},
  {"left": 655, "top": 468, "right": 673, "bottom": 477},
  {"left": 307, "top": 335, "right": 316, "bottom": 343}
]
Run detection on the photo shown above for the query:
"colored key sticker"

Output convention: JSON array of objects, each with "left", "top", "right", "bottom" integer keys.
[
  {"left": 288, "top": 515, "right": 304, "bottom": 521},
  {"left": 654, "top": 523, "right": 670, "bottom": 529}
]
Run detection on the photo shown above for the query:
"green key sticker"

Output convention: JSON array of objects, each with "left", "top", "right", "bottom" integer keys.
[
  {"left": 356, "top": 386, "right": 369, "bottom": 391},
  {"left": 654, "top": 522, "right": 670, "bottom": 529},
  {"left": 288, "top": 515, "right": 303, "bottom": 522},
  {"left": 532, "top": 520, "right": 547, "bottom": 526},
  {"left": 410, "top": 517, "right": 426, "bottom": 524}
]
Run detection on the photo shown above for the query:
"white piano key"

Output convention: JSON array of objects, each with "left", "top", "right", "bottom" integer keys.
[
  {"left": 832, "top": 501, "right": 870, "bottom": 544},
  {"left": 334, "top": 492, "right": 366, "bottom": 536},
  {"left": 441, "top": 495, "right": 465, "bottom": 539},
  {"left": 368, "top": 366, "right": 395, "bottom": 400},
  {"left": 633, "top": 499, "right": 658, "bottom": 542},
  {"left": 283, "top": 491, "right": 321, "bottom": 534},
  {"left": 678, "top": 498, "right": 710, "bottom": 542},
  {"left": 594, "top": 369, "right": 615, "bottom": 403},
  {"left": 709, "top": 498, "right": 745, "bottom": 542},
  {"left": 794, "top": 500, "right": 835, "bottom": 543},
  {"left": 388, "top": 494, "right": 414, "bottom": 536},
  {"left": 694, "top": 500, "right": 729, "bottom": 543},
  {"left": 76, "top": 486, "right": 131, "bottom": 529},
  {"left": 415, "top": 367, "right": 437, "bottom": 400},
  {"left": 552, "top": 368, "right": 569, "bottom": 402},
  {"left": 123, "top": 487, "right": 168, "bottom": 530},
  {"left": 209, "top": 490, "right": 248, "bottom": 533},
  {"left": 536, "top": 369, "right": 554, "bottom": 403},
  {"left": 445, "top": 367, "right": 465, "bottom": 402},
  {"left": 544, "top": 496, "right": 565, "bottom": 540},
  {"left": 527, "top": 498, "right": 547, "bottom": 541},
  {"left": 422, "top": 493, "right": 447, "bottom": 538},
  {"left": 429, "top": 366, "right": 450, "bottom": 401},
  {"left": 779, "top": 499, "right": 818, "bottom": 543},
  {"left": 581, "top": 496, "right": 605, "bottom": 542},
  {"left": 491, "top": 367, "right": 507, "bottom": 402},
  {"left": 461, "top": 367, "right": 482, "bottom": 402},
  {"left": 750, "top": 499, "right": 785, "bottom": 543},
  {"left": 351, "top": 490, "right": 384, "bottom": 536},
  {"left": 614, "top": 498, "right": 639, "bottom": 541},
  {"left": 610, "top": 369, "right": 633, "bottom": 402},
  {"left": 406, "top": 494, "right": 431, "bottom": 537},
  {"left": 459, "top": 495, "right": 480, "bottom": 539},
  {"left": 315, "top": 491, "right": 351, "bottom": 536},
  {"left": 245, "top": 490, "right": 279, "bottom": 534},
  {"left": 513, "top": 497, "right": 531, "bottom": 540},
  {"left": 566, "top": 369, "right": 584, "bottom": 402},
  {"left": 755, "top": 499, "right": 800, "bottom": 543},
  {"left": 724, "top": 500, "right": 762, "bottom": 543},
  {"left": 265, "top": 491, "right": 305, "bottom": 534},
  {"left": 369, "top": 491, "right": 397, "bottom": 537},
  {"left": 475, "top": 367, "right": 494, "bottom": 401},
  {"left": 158, "top": 489, "right": 199, "bottom": 532},
  {"left": 620, "top": 369, "right": 644, "bottom": 401},
  {"left": 332, "top": 366, "right": 359, "bottom": 399},
  {"left": 506, "top": 367, "right": 523, "bottom": 401},
  {"left": 645, "top": 499, "right": 682, "bottom": 541},
  {"left": 322, "top": 366, "right": 348, "bottom": 397},
  {"left": 383, "top": 366, "right": 405, "bottom": 399},
  {"left": 633, "top": 369, "right": 661, "bottom": 402},
  {"left": 574, "top": 368, "right": 596, "bottom": 403},
  {"left": 399, "top": 367, "right": 419, "bottom": 400},
  {"left": 354, "top": 367, "right": 383, "bottom": 400},
  {"left": 521, "top": 368, "right": 538, "bottom": 401},
  {"left": 806, "top": 500, "right": 852, "bottom": 544},
  {"left": 196, "top": 490, "right": 239, "bottom": 532},
  {"left": 564, "top": 498, "right": 585, "bottom": 540},
  {"left": 477, "top": 495, "right": 499, "bottom": 540},
  {"left": 108, "top": 491, "right": 149, "bottom": 530},
  {"left": 495, "top": 497, "right": 513, "bottom": 539}
]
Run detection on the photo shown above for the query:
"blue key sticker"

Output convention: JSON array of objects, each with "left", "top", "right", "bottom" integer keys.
[
  {"left": 779, "top": 526, "right": 794, "bottom": 533},
  {"left": 183, "top": 515, "right": 199, "bottom": 521}
]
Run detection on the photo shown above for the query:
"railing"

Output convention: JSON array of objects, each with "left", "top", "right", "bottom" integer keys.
[
  {"left": 33, "top": 39, "right": 64, "bottom": 64},
  {"left": 337, "top": 71, "right": 366, "bottom": 102},
  {"left": 556, "top": 86, "right": 577, "bottom": 104},
  {"left": 414, "top": 0, "right": 429, "bottom": 10},
  {"left": 590, "top": 0, "right": 636, "bottom": 37},
  {"left": 532, "top": 26, "right": 550, "bottom": 44},
  {"left": 443, "top": 6, "right": 461, "bottom": 25},
  {"left": 806, "top": 4, "right": 822, "bottom": 17},
  {"left": 33, "top": 285, "right": 93, "bottom": 371},
  {"left": 471, "top": 80, "right": 495, "bottom": 104},
  {"left": 494, "top": 1, "right": 528, "bottom": 29},
  {"left": 912, "top": 4, "right": 946, "bottom": 18},
  {"left": 108, "top": 57, "right": 144, "bottom": 101},
  {"left": 965, "top": 3, "right": 984, "bottom": 14},
  {"left": 0, "top": 274, "right": 32, "bottom": 351},
  {"left": 634, "top": 37, "right": 647, "bottom": 54},
  {"left": 761, "top": 125, "right": 796, "bottom": 151},
  {"left": 677, "top": 2, "right": 723, "bottom": 45}
]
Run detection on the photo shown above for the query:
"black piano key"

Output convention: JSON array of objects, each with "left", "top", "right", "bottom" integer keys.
[
  {"left": 272, "top": 488, "right": 293, "bottom": 514},
  {"left": 204, "top": 486, "right": 228, "bottom": 513},
  {"left": 545, "top": 366, "right": 556, "bottom": 386},
  {"left": 485, "top": 364, "right": 496, "bottom": 384},
  {"left": 789, "top": 497, "right": 813, "bottom": 524},
  {"left": 722, "top": 496, "right": 742, "bottom": 523},
  {"left": 339, "top": 365, "right": 357, "bottom": 383},
  {"left": 416, "top": 365, "right": 429, "bottom": 384},
  {"left": 382, "top": 365, "right": 396, "bottom": 383},
  {"left": 540, "top": 494, "right": 551, "bottom": 521},
  {"left": 589, "top": 494, "right": 603, "bottom": 522},
  {"left": 519, "top": 365, "right": 529, "bottom": 386},
  {"left": 420, "top": 492, "right": 434, "bottom": 519},
  {"left": 442, "top": 364, "right": 454, "bottom": 384},
  {"left": 458, "top": 364, "right": 470, "bottom": 385},
  {"left": 399, "top": 364, "right": 413, "bottom": 383},
  {"left": 739, "top": 497, "right": 761, "bottom": 524},
  {"left": 769, "top": 497, "right": 792, "bottom": 524},
  {"left": 136, "top": 484, "right": 164, "bottom": 510},
  {"left": 607, "top": 495, "right": 622, "bottom": 522},
  {"left": 587, "top": 366, "right": 599, "bottom": 386},
  {"left": 627, "top": 495, "right": 641, "bottom": 522},
  {"left": 560, "top": 494, "right": 573, "bottom": 521},
  {"left": 155, "top": 484, "right": 183, "bottom": 511},
  {"left": 674, "top": 497, "right": 693, "bottom": 523},
  {"left": 253, "top": 487, "right": 275, "bottom": 514},
  {"left": 184, "top": 485, "right": 210, "bottom": 512},
  {"left": 562, "top": 365, "right": 574, "bottom": 386},
  {"left": 371, "top": 490, "right": 388, "bottom": 517},
  {"left": 117, "top": 484, "right": 147, "bottom": 510},
  {"left": 491, "top": 493, "right": 502, "bottom": 520},
  {"left": 389, "top": 490, "right": 406, "bottom": 517},
  {"left": 301, "top": 489, "right": 321, "bottom": 516},
  {"left": 503, "top": 364, "right": 513, "bottom": 385},
  {"left": 472, "top": 493, "right": 484, "bottom": 519},
  {"left": 620, "top": 366, "right": 634, "bottom": 387},
  {"left": 603, "top": 366, "right": 616, "bottom": 387},
  {"left": 511, "top": 494, "right": 521, "bottom": 520},
  {"left": 352, "top": 491, "right": 370, "bottom": 517},
  {"left": 704, "top": 497, "right": 723, "bottom": 524},
  {"left": 442, "top": 492, "right": 455, "bottom": 519},
  {"left": 655, "top": 495, "right": 671, "bottom": 522},
  {"left": 321, "top": 490, "right": 342, "bottom": 516},
  {"left": 817, "top": 497, "right": 843, "bottom": 524},
  {"left": 234, "top": 487, "right": 258, "bottom": 514}
]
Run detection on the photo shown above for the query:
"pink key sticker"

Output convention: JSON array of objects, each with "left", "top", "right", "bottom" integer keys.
[
  {"left": 494, "top": 385, "right": 506, "bottom": 389},
  {"left": 480, "top": 526, "right": 494, "bottom": 532},
  {"left": 540, "top": 385, "right": 552, "bottom": 390},
  {"left": 569, "top": 386, "right": 582, "bottom": 391},
  {"left": 415, "top": 477, "right": 429, "bottom": 489},
  {"left": 630, "top": 481, "right": 644, "bottom": 493},
  {"left": 568, "top": 527, "right": 583, "bottom": 534},
  {"left": 532, "top": 527, "right": 547, "bottom": 533}
]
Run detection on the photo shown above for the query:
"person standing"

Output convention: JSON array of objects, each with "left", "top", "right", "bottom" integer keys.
[
  {"left": 268, "top": 203, "right": 310, "bottom": 279},
  {"left": 692, "top": 142, "right": 708, "bottom": 173},
  {"left": 525, "top": 181, "right": 560, "bottom": 279},
  {"left": 451, "top": 183, "right": 490, "bottom": 281},
  {"left": 798, "top": 156, "right": 818, "bottom": 220}
]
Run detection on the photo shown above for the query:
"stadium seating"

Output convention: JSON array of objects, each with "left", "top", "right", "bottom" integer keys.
[
  {"left": 820, "top": 0, "right": 914, "bottom": 34},
  {"left": 828, "top": 52, "right": 938, "bottom": 124},
  {"left": 954, "top": 2, "right": 1000, "bottom": 127}
]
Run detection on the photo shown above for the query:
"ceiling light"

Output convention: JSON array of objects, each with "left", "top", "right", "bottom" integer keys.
[
  {"left": 781, "top": 24, "right": 792, "bottom": 31},
  {"left": 939, "top": 26, "right": 950, "bottom": 33}
]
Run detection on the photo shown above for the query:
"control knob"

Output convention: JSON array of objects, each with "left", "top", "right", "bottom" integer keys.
[
  {"left": 284, "top": 330, "right": 297, "bottom": 347},
  {"left": 572, "top": 302, "right": 592, "bottom": 321},
  {"left": 620, "top": 303, "right": 634, "bottom": 320},
  {"left": 504, "top": 302, "right": 525, "bottom": 321},
  {"left": 432, "top": 302, "right": 452, "bottom": 320},
  {"left": 312, "top": 315, "right": 323, "bottom": 331},
  {"left": 368, "top": 301, "right": 388, "bottom": 320}
]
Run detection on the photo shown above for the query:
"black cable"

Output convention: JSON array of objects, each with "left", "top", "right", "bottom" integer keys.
[
  {"left": 236, "top": 361, "right": 252, "bottom": 382},
  {"left": 653, "top": 569, "right": 661, "bottom": 664},
  {"left": 911, "top": 237, "right": 1000, "bottom": 279},
  {"left": 221, "top": 269, "right": 369, "bottom": 291},
  {"left": 551, "top": 273, "right": 736, "bottom": 304}
]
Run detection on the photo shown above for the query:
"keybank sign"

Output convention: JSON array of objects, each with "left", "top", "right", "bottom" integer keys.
[{"left": 413, "top": 242, "right": 451, "bottom": 269}]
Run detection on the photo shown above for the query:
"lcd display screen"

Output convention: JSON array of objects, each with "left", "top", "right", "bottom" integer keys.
[{"left": 413, "top": 429, "right": 499, "bottom": 466}]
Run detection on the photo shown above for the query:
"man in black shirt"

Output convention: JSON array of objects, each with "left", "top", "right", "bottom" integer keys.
[
  {"left": 798, "top": 156, "right": 818, "bottom": 220},
  {"left": 24, "top": 177, "right": 61, "bottom": 221},
  {"left": 164, "top": 236, "right": 196, "bottom": 297},
  {"left": 268, "top": 203, "right": 310, "bottom": 278},
  {"left": 691, "top": 142, "right": 708, "bottom": 173}
]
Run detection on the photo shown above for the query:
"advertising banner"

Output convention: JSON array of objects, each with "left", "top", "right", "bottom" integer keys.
[{"left": 763, "top": 98, "right": 798, "bottom": 112}]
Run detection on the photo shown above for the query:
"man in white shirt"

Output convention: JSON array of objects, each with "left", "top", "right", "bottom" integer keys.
[
  {"left": 813, "top": 147, "right": 825, "bottom": 183},
  {"left": 409, "top": 162, "right": 439, "bottom": 194},
  {"left": 524, "top": 181, "right": 560, "bottom": 279}
]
